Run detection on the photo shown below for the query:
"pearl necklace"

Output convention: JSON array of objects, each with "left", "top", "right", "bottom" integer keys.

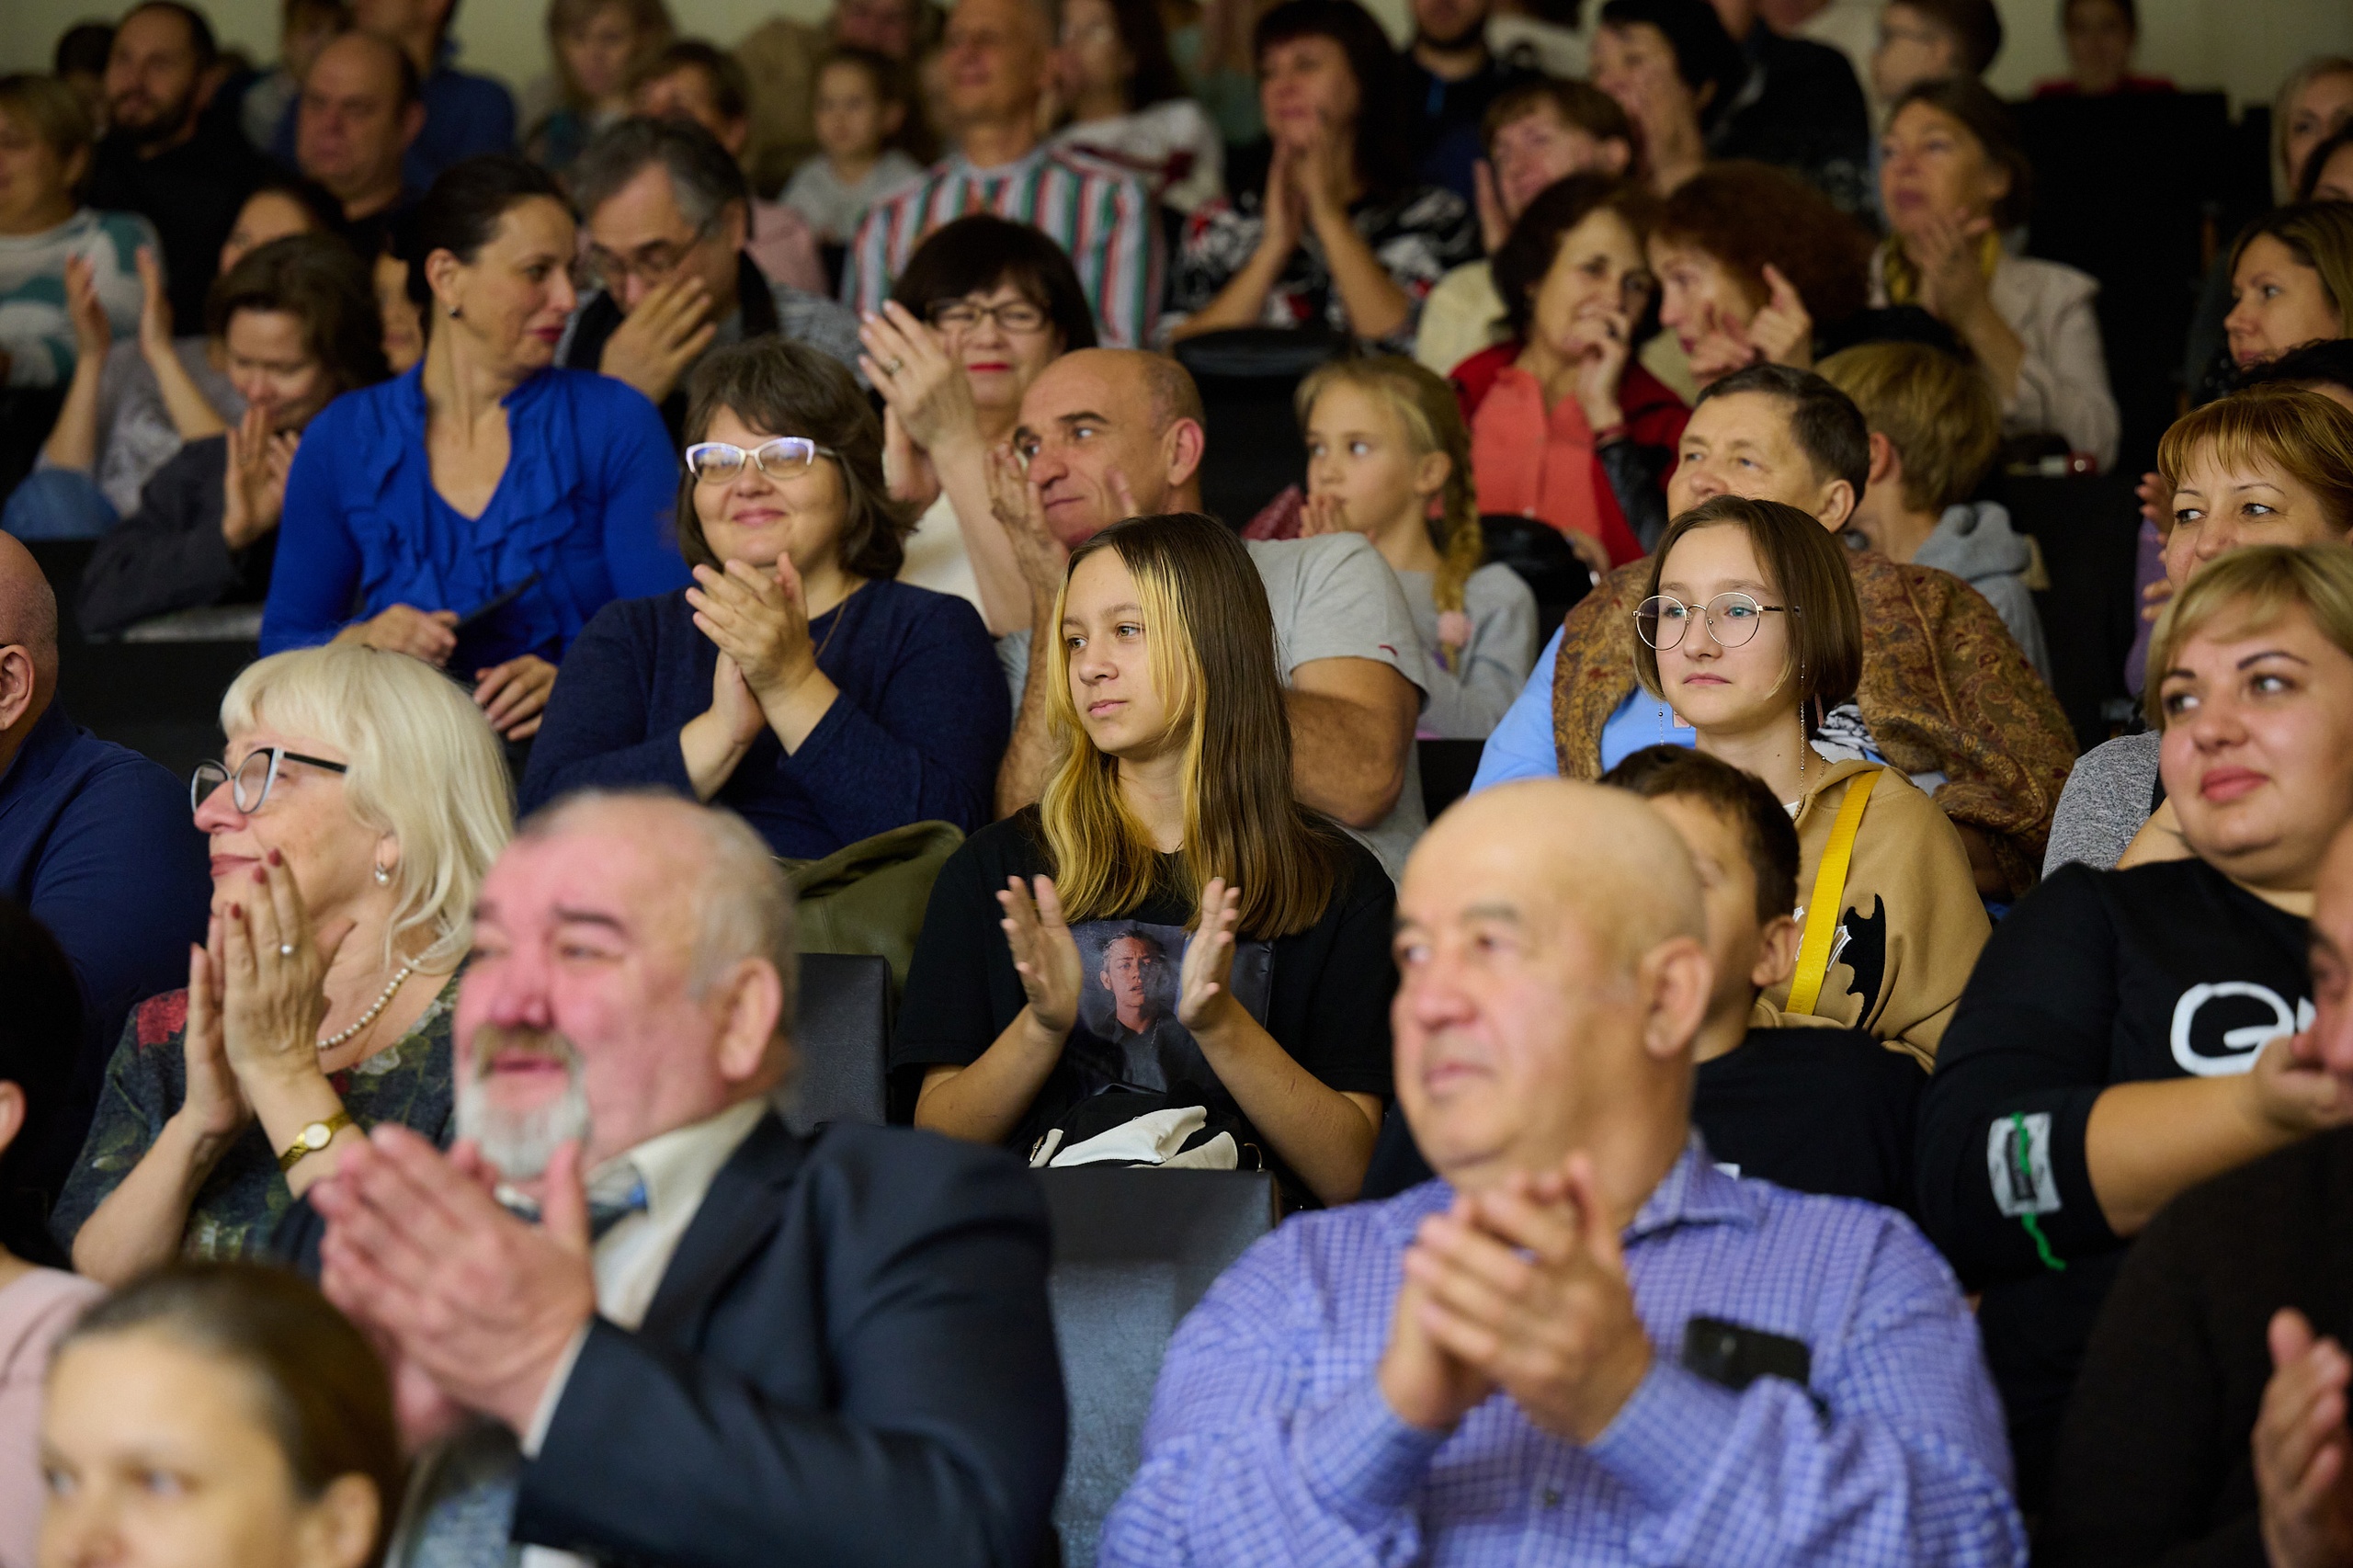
[{"left": 316, "top": 963, "right": 417, "bottom": 1053}]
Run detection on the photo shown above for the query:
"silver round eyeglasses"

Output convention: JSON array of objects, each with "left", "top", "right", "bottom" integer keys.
[
  {"left": 685, "top": 437, "right": 842, "bottom": 484},
  {"left": 190, "top": 747, "right": 348, "bottom": 816},
  {"left": 1634, "top": 592, "right": 1792, "bottom": 652}
]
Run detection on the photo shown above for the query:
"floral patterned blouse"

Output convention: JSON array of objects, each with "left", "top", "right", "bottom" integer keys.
[
  {"left": 51, "top": 972, "right": 461, "bottom": 1262},
  {"left": 1165, "top": 177, "right": 1477, "bottom": 350}
]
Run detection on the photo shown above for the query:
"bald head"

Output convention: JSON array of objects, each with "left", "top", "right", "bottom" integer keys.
[
  {"left": 1417, "top": 780, "right": 1706, "bottom": 976},
  {"left": 1017, "top": 349, "right": 1207, "bottom": 544},
  {"left": 1392, "top": 779, "right": 1712, "bottom": 1193},
  {"left": 0, "top": 535, "right": 59, "bottom": 686},
  {"left": 298, "top": 30, "right": 421, "bottom": 210}
]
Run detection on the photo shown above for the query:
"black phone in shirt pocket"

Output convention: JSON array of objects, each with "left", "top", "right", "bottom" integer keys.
[{"left": 1681, "top": 1316, "right": 1813, "bottom": 1394}]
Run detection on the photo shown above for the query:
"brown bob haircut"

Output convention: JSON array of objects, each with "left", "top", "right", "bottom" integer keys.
[
  {"left": 1634, "top": 494, "right": 1865, "bottom": 737},
  {"left": 1654, "top": 160, "right": 1870, "bottom": 328},
  {"left": 1602, "top": 743, "right": 1802, "bottom": 924},
  {"left": 889, "top": 214, "right": 1099, "bottom": 355},
  {"left": 59, "top": 1263, "right": 404, "bottom": 1567},
  {"left": 1492, "top": 175, "right": 1662, "bottom": 342},
  {"left": 1481, "top": 76, "right": 1632, "bottom": 157},
  {"left": 2155, "top": 384, "right": 2353, "bottom": 537},
  {"left": 1818, "top": 340, "right": 2001, "bottom": 513},
  {"left": 204, "top": 233, "right": 392, "bottom": 399},
  {"left": 676, "top": 338, "right": 915, "bottom": 579}
]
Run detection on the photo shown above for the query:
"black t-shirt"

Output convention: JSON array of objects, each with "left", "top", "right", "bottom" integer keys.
[
  {"left": 1916, "top": 857, "right": 2313, "bottom": 1509},
  {"left": 1361, "top": 1025, "right": 1924, "bottom": 1210},
  {"left": 892, "top": 810, "right": 1396, "bottom": 1176},
  {"left": 85, "top": 123, "right": 268, "bottom": 329},
  {"left": 2041, "top": 1128, "right": 2353, "bottom": 1567}
]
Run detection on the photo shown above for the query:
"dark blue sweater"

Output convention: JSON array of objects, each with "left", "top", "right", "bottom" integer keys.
[
  {"left": 520, "top": 580, "right": 1010, "bottom": 858},
  {"left": 0, "top": 702, "right": 210, "bottom": 1195}
]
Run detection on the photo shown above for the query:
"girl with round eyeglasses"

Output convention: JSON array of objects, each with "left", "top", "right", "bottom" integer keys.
[
  {"left": 520, "top": 338, "right": 1010, "bottom": 859},
  {"left": 1632, "top": 494, "right": 1987, "bottom": 1066}
]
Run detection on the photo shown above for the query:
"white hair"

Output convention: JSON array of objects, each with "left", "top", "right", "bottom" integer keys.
[{"left": 220, "top": 644, "right": 514, "bottom": 973}]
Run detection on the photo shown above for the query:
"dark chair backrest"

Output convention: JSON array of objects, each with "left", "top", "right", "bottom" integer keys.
[
  {"left": 2012, "top": 91, "right": 2235, "bottom": 473},
  {"left": 1419, "top": 737, "right": 1485, "bottom": 821},
  {"left": 782, "top": 951, "right": 891, "bottom": 1132},
  {"left": 1982, "top": 470, "right": 2143, "bottom": 753},
  {"left": 1480, "top": 514, "right": 1595, "bottom": 634},
  {"left": 1173, "top": 327, "right": 1345, "bottom": 528},
  {"left": 28, "top": 540, "right": 248, "bottom": 784},
  {"left": 1039, "top": 1166, "right": 1277, "bottom": 1564}
]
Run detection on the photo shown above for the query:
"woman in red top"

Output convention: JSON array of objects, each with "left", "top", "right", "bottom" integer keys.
[{"left": 1449, "top": 174, "right": 1688, "bottom": 567}]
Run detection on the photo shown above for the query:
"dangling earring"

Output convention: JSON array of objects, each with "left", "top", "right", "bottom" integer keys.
[
  {"left": 373, "top": 862, "right": 392, "bottom": 886},
  {"left": 1797, "top": 652, "right": 1808, "bottom": 780}
]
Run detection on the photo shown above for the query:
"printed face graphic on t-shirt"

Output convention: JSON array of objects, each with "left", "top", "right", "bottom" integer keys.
[
  {"left": 1099, "top": 932, "right": 1167, "bottom": 1034},
  {"left": 1069, "top": 918, "right": 1273, "bottom": 1113}
]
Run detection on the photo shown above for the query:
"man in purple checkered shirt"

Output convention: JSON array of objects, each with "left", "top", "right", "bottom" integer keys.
[{"left": 1098, "top": 778, "right": 2027, "bottom": 1566}]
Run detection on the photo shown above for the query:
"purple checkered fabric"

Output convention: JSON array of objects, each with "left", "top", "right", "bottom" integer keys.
[{"left": 1097, "top": 1139, "right": 2027, "bottom": 1567}]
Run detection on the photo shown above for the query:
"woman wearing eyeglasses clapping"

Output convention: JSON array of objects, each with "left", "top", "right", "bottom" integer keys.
[
  {"left": 1634, "top": 494, "right": 1987, "bottom": 1067},
  {"left": 57, "top": 644, "right": 512, "bottom": 1283},
  {"left": 858, "top": 215, "right": 1098, "bottom": 639},
  {"left": 521, "top": 338, "right": 1010, "bottom": 858}
]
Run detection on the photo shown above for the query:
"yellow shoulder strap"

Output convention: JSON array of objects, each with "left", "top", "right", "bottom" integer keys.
[{"left": 1787, "top": 767, "right": 1882, "bottom": 1017}]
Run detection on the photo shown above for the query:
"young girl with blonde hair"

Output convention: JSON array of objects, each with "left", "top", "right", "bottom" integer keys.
[
  {"left": 893, "top": 513, "right": 1395, "bottom": 1206},
  {"left": 1295, "top": 355, "right": 1539, "bottom": 738}
]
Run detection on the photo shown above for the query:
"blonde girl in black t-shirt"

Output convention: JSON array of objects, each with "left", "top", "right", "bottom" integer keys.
[{"left": 897, "top": 512, "right": 1393, "bottom": 1205}]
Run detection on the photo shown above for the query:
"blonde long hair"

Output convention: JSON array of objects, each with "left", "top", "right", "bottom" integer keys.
[
  {"left": 1294, "top": 355, "right": 1483, "bottom": 671},
  {"left": 1040, "top": 514, "right": 1340, "bottom": 937}
]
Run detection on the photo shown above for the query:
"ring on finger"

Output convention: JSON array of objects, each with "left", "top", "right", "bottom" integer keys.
[{"left": 884, "top": 357, "right": 905, "bottom": 376}]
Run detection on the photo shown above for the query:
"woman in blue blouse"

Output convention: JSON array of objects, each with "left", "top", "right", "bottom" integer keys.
[
  {"left": 259, "top": 155, "right": 689, "bottom": 740},
  {"left": 520, "top": 338, "right": 1010, "bottom": 858}
]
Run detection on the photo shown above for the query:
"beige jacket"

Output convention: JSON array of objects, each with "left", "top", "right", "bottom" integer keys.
[
  {"left": 1870, "top": 243, "right": 2120, "bottom": 472},
  {"left": 1763, "top": 757, "right": 1992, "bottom": 1067}
]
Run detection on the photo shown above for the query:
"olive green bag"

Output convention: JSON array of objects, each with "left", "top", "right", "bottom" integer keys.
[{"left": 780, "top": 821, "right": 965, "bottom": 997}]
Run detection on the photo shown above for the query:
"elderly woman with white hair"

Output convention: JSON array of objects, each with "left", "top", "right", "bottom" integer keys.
[{"left": 55, "top": 644, "right": 513, "bottom": 1281}]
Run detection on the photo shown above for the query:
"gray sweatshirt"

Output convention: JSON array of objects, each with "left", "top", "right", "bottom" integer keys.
[{"left": 1912, "top": 500, "right": 2054, "bottom": 687}]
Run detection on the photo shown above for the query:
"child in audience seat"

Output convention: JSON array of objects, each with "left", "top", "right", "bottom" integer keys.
[
  {"left": 1293, "top": 356, "right": 1538, "bottom": 741},
  {"left": 1632, "top": 494, "right": 1990, "bottom": 1064}
]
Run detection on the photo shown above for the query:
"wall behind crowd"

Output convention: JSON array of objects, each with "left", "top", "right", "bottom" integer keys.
[{"left": 5, "top": 0, "right": 2351, "bottom": 111}]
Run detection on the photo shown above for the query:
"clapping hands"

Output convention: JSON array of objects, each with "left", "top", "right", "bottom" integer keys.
[
  {"left": 2256, "top": 1308, "right": 2353, "bottom": 1568},
  {"left": 999, "top": 875, "right": 1082, "bottom": 1039},
  {"left": 1380, "top": 1153, "right": 1654, "bottom": 1443}
]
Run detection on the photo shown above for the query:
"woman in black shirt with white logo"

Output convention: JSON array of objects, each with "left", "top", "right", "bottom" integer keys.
[{"left": 1918, "top": 544, "right": 2353, "bottom": 1509}]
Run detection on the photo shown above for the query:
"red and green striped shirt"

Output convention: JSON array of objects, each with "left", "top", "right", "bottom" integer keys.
[{"left": 841, "top": 146, "right": 1161, "bottom": 349}]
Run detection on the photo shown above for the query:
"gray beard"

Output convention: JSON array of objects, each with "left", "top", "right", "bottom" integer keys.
[{"left": 455, "top": 1044, "right": 594, "bottom": 1182}]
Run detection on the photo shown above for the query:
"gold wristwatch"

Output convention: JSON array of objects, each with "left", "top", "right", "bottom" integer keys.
[{"left": 277, "top": 1110, "right": 356, "bottom": 1172}]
